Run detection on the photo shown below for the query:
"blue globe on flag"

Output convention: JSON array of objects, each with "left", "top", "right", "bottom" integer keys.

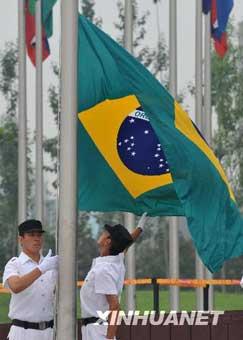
[{"left": 117, "top": 107, "right": 170, "bottom": 176}]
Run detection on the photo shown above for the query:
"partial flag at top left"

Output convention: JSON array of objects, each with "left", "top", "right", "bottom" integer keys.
[{"left": 25, "top": 0, "right": 57, "bottom": 65}]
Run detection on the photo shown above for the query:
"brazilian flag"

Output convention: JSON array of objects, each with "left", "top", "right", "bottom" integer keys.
[{"left": 77, "top": 15, "right": 243, "bottom": 272}]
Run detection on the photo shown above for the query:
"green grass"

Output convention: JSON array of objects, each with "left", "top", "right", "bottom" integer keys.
[
  {"left": 0, "top": 294, "right": 10, "bottom": 323},
  {"left": 1, "top": 290, "right": 243, "bottom": 323},
  {"left": 130, "top": 290, "right": 243, "bottom": 312},
  {"left": 120, "top": 290, "right": 196, "bottom": 312}
]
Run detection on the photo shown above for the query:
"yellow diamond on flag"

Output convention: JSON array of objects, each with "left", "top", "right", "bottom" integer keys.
[{"left": 78, "top": 95, "right": 173, "bottom": 198}]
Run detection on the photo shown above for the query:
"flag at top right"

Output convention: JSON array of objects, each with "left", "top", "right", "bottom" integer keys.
[{"left": 203, "top": 0, "right": 234, "bottom": 57}]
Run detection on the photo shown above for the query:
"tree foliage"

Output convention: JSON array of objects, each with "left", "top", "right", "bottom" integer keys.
[
  {"left": 0, "top": 42, "right": 18, "bottom": 117},
  {"left": 212, "top": 22, "right": 243, "bottom": 207},
  {"left": 0, "top": 116, "right": 18, "bottom": 271},
  {"left": 81, "top": 0, "right": 102, "bottom": 27},
  {"left": 0, "top": 43, "right": 19, "bottom": 271},
  {"left": 115, "top": 0, "right": 168, "bottom": 81},
  {"left": 77, "top": 212, "right": 99, "bottom": 279},
  {"left": 0, "top": 43, "right": 33, "bottom": 272}
]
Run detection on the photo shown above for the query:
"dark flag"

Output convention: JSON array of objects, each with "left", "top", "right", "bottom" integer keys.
[{"left": 203, "top": 0, "right": 233, "bottom": 57}]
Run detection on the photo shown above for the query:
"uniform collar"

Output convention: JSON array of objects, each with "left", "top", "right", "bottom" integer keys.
[
  {"left": 19, "top": 251, "right": 43, "bottom": 264},
  {"left": 94, "top": 253, "right": 124, "bottom": 265}
]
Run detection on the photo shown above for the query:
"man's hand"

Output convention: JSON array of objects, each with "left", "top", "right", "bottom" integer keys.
[
  {"left": 38, "top": 254, "right": 59, "bottom": 274},
  {"left": 124, "top": 213, "right": 148, "bottom": 253},
  {"left": 7, "top": 250, "right": 58, "bottom": 294},
  {"left": 137, "top": 212, "right": 148, "bottom": 231},
  {"left": 45, "top": 249, "right": 52, "bottom": 258}
]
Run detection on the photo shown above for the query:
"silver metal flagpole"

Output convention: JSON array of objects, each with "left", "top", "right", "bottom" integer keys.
[
  {"left": 204, "top": 9, "right": 214, "bottom": 310},
  {"left": 18, "top": 0, "right": 27, "bottom": 226},
  {"left": 154, "top": 0, "right": 163, "bottom": 83},
  {"left": 204, "top": 10, "right": 212, "bottom": 152},
  {"left": 124, "top": 0, "right": 136, "bottom": 312},
  {"left": 56, "top": 0, "right": 78, "bottom": 338},
  {"left": 124, "top": 0, "right": 133, "bottom": 52},
  {"left": 169, "top": 0, "right": 180, "bottom": 311},
  {"left": 239, "top": 21, "right": 243, "bottom": 55},
  {"left": 35, "top": 0, "right": 43, "bottom": 222},
  {"left": 195, "top": 0, "right": 204, "bottom": 310}
]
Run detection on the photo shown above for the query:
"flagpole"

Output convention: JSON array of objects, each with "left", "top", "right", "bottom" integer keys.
[
  {"left": 239, "top": 22, "right": 243, "bottom": 54},
  {"left": 18, "top": 0, "right": 27, "bottom": 226},
  {"left": 195, "top": 0, "right": 204, "bottom": 310},
  {"left": 35, "top": 0, "right": 43, "bottom": 222},
  {"left": 204, "top": 9, "right": 214, "bottom": 310},
  {"left": 56, "top": 0, "right": 78, "bottom": 338},
  {"left": 204, "top": 11, "right": 212, "bottom": 149},
  {"left": 124, "top": 0, "right": 136, "bottom": 313},
  {"left": 169, "top": 0, "right": 180, "bottom": 311},
  {"left": 154, "top": 0, "right": 163, "bottom": 83}
]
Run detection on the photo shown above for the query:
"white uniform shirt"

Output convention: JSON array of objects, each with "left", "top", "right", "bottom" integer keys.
[
  {"left": 80, "top": 253, "right": 125, "bottom": 318},
  {"left": 2, "top": 252, "right": 57, "bottom": 322}
]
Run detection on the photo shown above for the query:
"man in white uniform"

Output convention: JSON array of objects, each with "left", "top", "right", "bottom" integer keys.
[
  {"left": 80, "top": 213, "right": 147, "bottom": 340},
  {"left": 2, "top": 219, "right": 59, "bottom": 340}
]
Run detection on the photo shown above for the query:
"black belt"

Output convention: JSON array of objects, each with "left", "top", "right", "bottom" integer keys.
[
  {"left": 12, "top": 319, "right": 54, "bottom": 330},
  {"left": 81, "top": 317, "right": 101, "bottom": 326}
]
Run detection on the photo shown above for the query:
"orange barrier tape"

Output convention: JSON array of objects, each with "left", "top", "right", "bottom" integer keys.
[
  {"left": 0, "top": 278, "right": 241, "bottom": 293},
  {"left": 0, "top": 288, "right": 10, "bottom": 294},
  {"left": 124, "top": 279, "right": 152, "bottom": 285},
  {"left": 155, "top": 279, "right": 240, "bottom": 287},
  {"left": 156, "top": 279, "right": 206, "bottom": 288},
  {"left": 204, "top": 279, "right": 240, "bottom": 286}
]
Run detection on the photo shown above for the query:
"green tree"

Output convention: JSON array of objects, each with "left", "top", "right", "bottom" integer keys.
[
  {"left": 0, "top": 43, "right": 33, "bottom": 272},
  {"left": 0, "top": 42, "right": 38, "bottom": 275},
  {"left": 179, "top": 237, "right": 195, "bottom": 278},
  {"left": 0, "top": 42, "right": 18, "bottom": 117},
  {"left": 115, "top": 0, "right": 168, "bottom": 81},
  {"left": 0, "top": 116, "right": 18, "bottom": 271},
  {"left": 135, "top": 217, "right": 168, "bottom": 278},
  {"left": 212, "top": 22, "right": 243, "bottom": 207},
  {"left": 211, "top": 22, "right": 243, "bottom": 282},
  {"left": 81, "top": 0, "right": 102, "bottom": 27},
  {"left": 0, "top": 43, "right": 19, "bottom": 273},
  {"left": 77, "top": 213, "right": 99, "bottom": 279}
]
